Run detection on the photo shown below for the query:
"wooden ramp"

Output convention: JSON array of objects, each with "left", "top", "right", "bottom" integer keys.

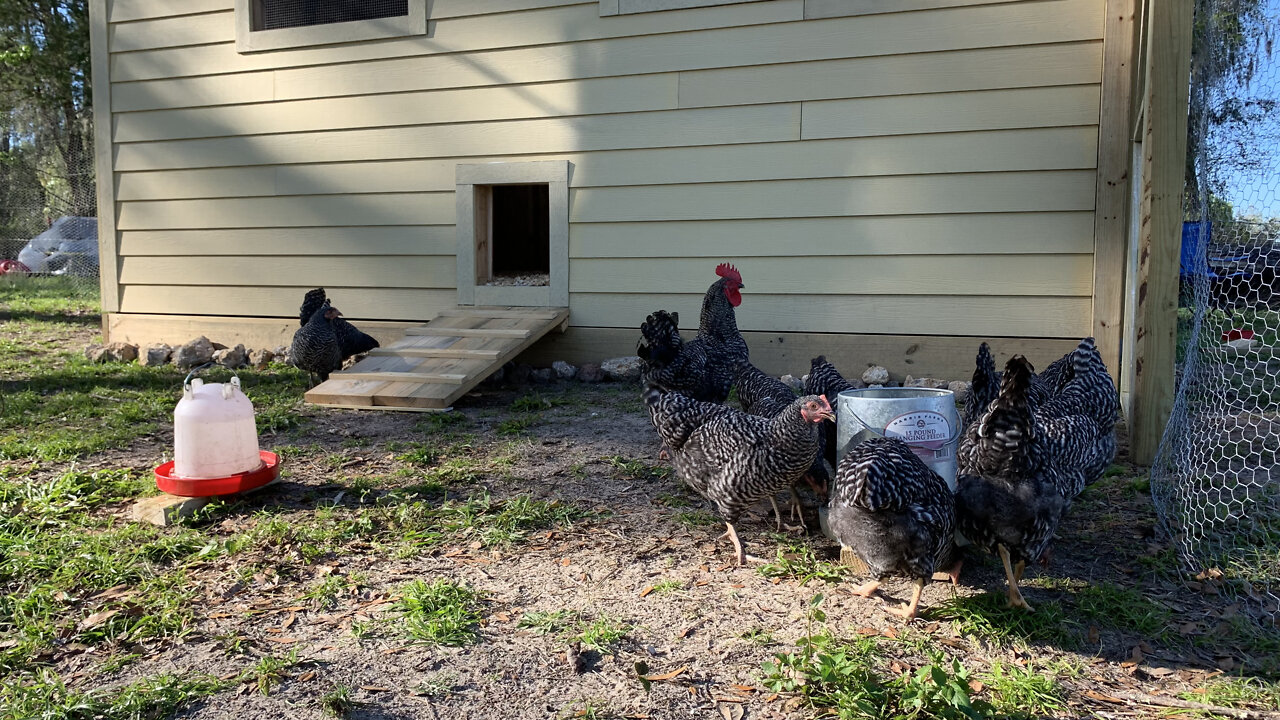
[{"left": 305, "top": 306, "right": 569, "bottom": 411}]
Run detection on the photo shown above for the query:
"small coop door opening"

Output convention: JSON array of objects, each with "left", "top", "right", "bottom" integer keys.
[{"left": 477, "top": 184, "right": 550, "bottom": 287}]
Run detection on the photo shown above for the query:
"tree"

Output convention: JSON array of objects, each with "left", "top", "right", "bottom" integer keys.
[
  {"left": 0, "top": 1, "right": 93, "bottom": 219},
  {"left": 1185, "top": 0, "right": 1275, "bottom": 220}
]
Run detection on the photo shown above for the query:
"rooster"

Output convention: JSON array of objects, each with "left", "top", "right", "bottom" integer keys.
[
  {"left": 291, "top": 302, "right": 344, "bottom": 386},
  {"left": 637, "top": 263, "right": 748, "bottom": 404},
  {"left": 299, "top": 288, "right": 380, "bottom": 363},
  {"left": 827, "top": 437, "right": 958, "bottom": 620},
  {"left": 644, "top": 386, "right": 834, "bottom": 565},
  {"left": 955, "top": 356, "right": 1075, "bottom": 611},
  {"left": 735, "top": 363, "right": 830, "bottom": 525}
]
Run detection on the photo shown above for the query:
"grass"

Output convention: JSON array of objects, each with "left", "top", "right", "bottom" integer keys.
[
  {"left": 932, "top": 593, "right": 1077, "bottom": 648},
  {"left": 320, "top": 684, "right": 359, "bottom": 718},
  {"left": 1073, "top": 583, "right": 1171, "bottom": 636},
  {"left": 648, "top": 579, "right": 684, "bottom": 595},
  {"left": 758, "top": 543, "right": 849, "bottom": 585},
  {"left": 606, "top": 456, "right": 670, "bottom": 482},
  {"left": 250, "top": 650, "right": 303, "bottom": 696},
  {"left": 0, "top": 468, "right": 216, "bottom": 671},
  {"left": 672, "top": 510, "right": 720, "bottom": 528},
  {"left": 577, "top": 614, "right": 631, "bottom": 650},
  {"left": 0, "top": 668, "right": 230, "bottom": 720},
  {"left": 518, "top": 610, "right": 577, "bottom": 635},
  {"left": 981, "top": 661, "right": 1065, "bottom": 719},
  {"left": 396, "top": 579, "right": 486, "bottom": 646},
  {"left": 1180, "top": 676, "right": 1280, "bottom": 711}
]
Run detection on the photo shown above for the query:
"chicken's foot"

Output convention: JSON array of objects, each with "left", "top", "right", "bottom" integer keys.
[
  {"left": 1014, "top": 560, "right": 1026, "bottom": 583},
  {"left": 789, "top": 486, "right": 809, "bottom": 532},
  {"left": 997, "top": 544, "right": 1033, "bottom": 612},
  {"left": 887, "top": 578, "right": 926, "bottom": 620},
  {"left": 849, "top": 580, "right": 882, "bottom": 598},
  {"left": 931, "top": 558, "right": 964, "bottom": 586}
]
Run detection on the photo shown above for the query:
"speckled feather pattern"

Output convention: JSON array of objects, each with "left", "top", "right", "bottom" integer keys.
[
  {"left": 298, "top": 288, "right": 379, "bottom": 361},
  {"left": 737, "top": 363, "right": 830, "bottom": 488},
  {"left": 804, "top": 356, "right": 856, "bottom": 470},
  {"left": 827, "top": 437, "right": 955, "bottom": 581},
  {"left": 637, "top": 277, "right": 749, "bottom": 404},
  {"left": 954, "top": 356, "right": 1072, "bottom": 565},
  {"left": 290, "top": 305, "right": 343, "bottom": 382},
  {"left": 643, "top": 388, "right": 822, "bottom": 524}
]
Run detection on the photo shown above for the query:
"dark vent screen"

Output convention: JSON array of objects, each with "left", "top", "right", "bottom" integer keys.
[{"left": 252, "top": 0, "right": 409, "bottom": 31}]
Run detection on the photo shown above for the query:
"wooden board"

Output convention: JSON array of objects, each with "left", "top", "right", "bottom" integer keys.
[{"left": 305, "top": 306, "right": 570, "bottom": 410}]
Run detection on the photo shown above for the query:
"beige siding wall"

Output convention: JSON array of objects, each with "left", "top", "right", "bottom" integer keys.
[{"left": 103, "top": 0, "right": 1105, "bottom": 338}]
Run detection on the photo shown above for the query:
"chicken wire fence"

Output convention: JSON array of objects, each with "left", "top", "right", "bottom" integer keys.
[
  {"left": 1150, "top": 0, "right": 1280, "bottom": 620},
  {"left": 0, "top": 130, "right": 100, "bottom": 300}
]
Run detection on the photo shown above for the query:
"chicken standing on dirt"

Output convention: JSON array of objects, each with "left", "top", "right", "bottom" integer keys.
[
  {"left": 291, "top": 302, "right": 344, "bottom": 386},
  {"left": 955, "top": 356, "right": 1075, "bottom": 611},
  {"left": 644, "top": 385, "right": 834, "bottom": 565},
  {"left": 299, "top": 288, "right": 380, "bottom": 363},
  {"left": 637, "top": 263, "right": 749, "bottom": 404},
  {"left": 735, "top": 363, "right": 830, "bottom": 524},
  {"left": 827, "top": 437, "right": 958, "bottom": 620}
]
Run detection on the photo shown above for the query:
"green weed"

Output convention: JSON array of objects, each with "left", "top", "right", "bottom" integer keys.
[
  {"left": 320, "top": 684, "right": 359, "bottom": 718},
  {"left": 1180, "top": 676, "right": 1280, "bottom": 711},
  {"left": 1074, "top": 584, "right": 1170, "bottom": 636},
  {"left": 0, "top": 668, "right": 229, "bottom": 720},
  {"left": 577, "top": 614, "right": 631, "bottom": 650},
  {"left": 396, "top": 579, "right": 485, "bottom": 646},
  {"left": 981, "top": 661, "right": 1065, "bottom": 718},
  {"left": 251, "top": 650, "right": 302, "bottom": 696},
  {"left": 758, "top": 543, "right": 848, "bottom": 585},
  {"left": 932, "top": 593, "right": 1076, "bottom": 648},
  {"left": 518, "top": 610, "right": 576, "bottom": 635}
]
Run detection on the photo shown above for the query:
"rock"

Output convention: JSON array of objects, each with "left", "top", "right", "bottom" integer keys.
[
  {"left": 247, "top": 348, "right": 275, "bottom": 370},
  {"left": 174, "top": 336, "right": 216, "bottom": 369},
  {"left": 272, "top": 346, "right": 289, "bottom": 363},
  {"left": 780, "top": 374, "right": 804, "bottom": 393},
  {"left": 861, "top": 365, "right": 890, "bottom": 385},
  {"left": 507, "top": 363, "right": 532, "bottom": 386},
  {"left": 905, "top": 375, "right": 950, "bottom": 389},
  {"left": 531, "top": 367, "right": 554, "bottom": 383},
  {"left": 869, "top": 383, "right": 885, "bottom": 389},
  {"left": 86, "top": 343, "right": 138, "bottom": 363},
  {"left": 948, "top": 380, "right": 971, "bottom": 404},
  {"left": 552, "top": 360, "right": 578, "bottom": 380},
  {"left": 848, "top": 379, "right": 869, "bottom": 390},
  {"left": 577, "top": 363, "right": 604, "bottom": 383},
  {"left": 141, "top": 344, "right": 172, "bottom": 367},
  {"left": 213, "top": 344, "right": 248, "bottom": 369},
  {"left": 601, "top": 356, "right": 643, "bottom": 382}
]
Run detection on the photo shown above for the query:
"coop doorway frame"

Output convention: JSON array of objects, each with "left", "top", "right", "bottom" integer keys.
[{"left": 455, "top": 161, "right": 569, "bottom": 307}]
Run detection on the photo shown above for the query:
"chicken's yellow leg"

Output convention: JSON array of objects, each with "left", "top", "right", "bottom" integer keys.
[
  {"left": 887, "top": 578, "right": 926, "bottom": 620},
  {"left": 998, "top": 544, "right": 1033, "bottom": 612},
  {"left": 724, "top": 522, "right": 747, "bottom": 566}
]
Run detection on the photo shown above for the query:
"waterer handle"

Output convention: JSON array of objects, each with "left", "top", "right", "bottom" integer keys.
[{"left": 183, "top": 361, "right": 242, "bottom": 396}]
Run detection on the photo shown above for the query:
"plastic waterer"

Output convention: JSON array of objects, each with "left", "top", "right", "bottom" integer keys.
[
  {"left": 174, "top": 375, "right": 262, "bottom": 479},
  {"left": 154, "top": 365, "right": 280, "bottom": 497}
]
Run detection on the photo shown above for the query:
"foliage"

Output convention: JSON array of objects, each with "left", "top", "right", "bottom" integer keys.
[{"left": 395, "top": 579, "right": 485, "bottom": 646}]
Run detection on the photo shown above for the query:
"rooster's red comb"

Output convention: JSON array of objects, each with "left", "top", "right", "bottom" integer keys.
[{"left": 715, "top": 262, "right": 742, "bottom": 283}]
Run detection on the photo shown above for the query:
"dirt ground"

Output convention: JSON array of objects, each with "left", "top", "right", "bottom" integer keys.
[{"left": 5, "top": 310, "right": 1280, "bottom": 720}]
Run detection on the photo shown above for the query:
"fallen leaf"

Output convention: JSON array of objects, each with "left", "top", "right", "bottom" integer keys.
[
  {"left": 560, "top": 557, "right": 571, "bottom": 567},
  {"left": 360, "top": 686, "right": 389, "bottom": 692},
  {"left": 968, "top": 679, "right": 985, "bottom": 693},
  {"left": 1144, "top": 666, "right": 1175, "bottom": 678},
  {"left": 882, "top": 627, "right": 899, "bottom": 640},
  {"left": 266, "top": 637, "right": 297, "bottom": 644},
  {"left": 1083, "top": 690, "right": 1125, "bottom": 704},
  {"left": 856, "top": 627, "right": 879, "bottom": 637},
  {"left": 493, "top": 612, "right": 511, "bottom": 622},
  {"left": 718, "top": 704, "right": 744, "bottom": 720},
  {"left": 642, "top": 666, "right": 688, "bottom": 682},
  {"left": 731, "top": 685, "right": 756, "bottom": 693},
  {"left": 78, "top": 609, "right": 120, "bottom": 631},
  {"left": 297, "top": 671, "right": 315, "bottom": 682},
  {"left": 639, "top": 585, "right": 655, "bottom": 598},
  {"left": 764, "top": 694, "right": 779, "bottom": 702},
  {"left": 730, "top": 584, "right": 745, "bottom": 589}
]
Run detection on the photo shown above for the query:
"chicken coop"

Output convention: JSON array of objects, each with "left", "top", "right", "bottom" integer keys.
[{"left": 89, "top": 0, "right": 1191, "bottom": 460}]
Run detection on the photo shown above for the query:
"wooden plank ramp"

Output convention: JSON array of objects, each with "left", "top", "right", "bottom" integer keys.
[{"left": 305, "top": 306, "right": 569, "bottom": 411}]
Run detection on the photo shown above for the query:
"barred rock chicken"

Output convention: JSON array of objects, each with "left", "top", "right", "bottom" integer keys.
[
  {"left": 955, "top": 356, "right": 1074, "bottom": 611},
  {"left": 735, "top": 363, "right": 830, "bottom": 522},
  {"left": 962, "top": 339, "right": 1117, "bottom": 493},
  {"left": 300, "top": 288, "right": 380, "bottom": 362},
  {"left": 805, "top": 355, "right": 857, "bottom": 470},
  {"left": 637, "top": 263, "right": 749, "bottom": 404},
  {"left": 644, "top": 386, "right": 834, "bottom": 565},
  {"left": 827, "top": 437, "right": 958, "bottom": 619},
  {"left": 291, "top": 302, "right": 344, "bottom": 386}
]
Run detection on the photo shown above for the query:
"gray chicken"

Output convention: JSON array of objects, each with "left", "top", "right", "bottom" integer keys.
[
  {"left": 644, "top": 385, "right": 834, "bottom": 565},
  {"left": 734, "top": 363, "right": 830, "bottom": 527},
  {"left": 299, "top": 288, "right": 380, "bottom": 362},
  {"left": 827, "top": 436, "right": 958, "bottom": 619},
  {"left": 955, "top": 356, "right": 1075, "bottom": 611},
  {"left": 291, "top": 302, "right": 344, "bottom": 386},
  {"left": 804, "top": 355, "right": 856, "bottom": 471}
]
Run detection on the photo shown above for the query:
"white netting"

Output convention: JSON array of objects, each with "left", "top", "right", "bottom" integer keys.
[{"left": 1151, "top": 0, "right": 1280, "bottom": 617}]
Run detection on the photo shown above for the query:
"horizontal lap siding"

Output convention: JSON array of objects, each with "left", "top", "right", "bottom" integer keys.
[{"left": 104, "top": 0, "right": 1104, "bottom": 336}]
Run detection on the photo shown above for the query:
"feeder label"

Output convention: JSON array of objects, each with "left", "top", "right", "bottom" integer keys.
[{"left": 884, "top": 411, "right": 953, "bottom": 462}]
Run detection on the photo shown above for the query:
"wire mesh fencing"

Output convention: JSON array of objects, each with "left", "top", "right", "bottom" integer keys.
[
  {"left": 1151, "top": 0, "right": 1280, "bottom": 620},
  {"left": 0, "top": 132, "right": 100, "bottom": 302}
]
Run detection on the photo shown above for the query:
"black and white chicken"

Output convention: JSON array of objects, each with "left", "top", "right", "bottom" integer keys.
[
  {"left": 804, "top": 355, "right": 857, "bottom": 472},
  {"left": 637, "top": 263, "right": 749, "bottom": 404},
  {"left": 644, "top": 386, "right": 833, "bottom": 565},
  {"left": 955, "top": 356, "right": 1075, "bottom": 611},
  {"left": 827, "top": 437, "right": 958, "bottom": 619},
  {"left": 299, "top": 288, "right": 380, "bottom": 363},
  {"left": 291, "top": 302, "right": 344, "bottom": 386}
]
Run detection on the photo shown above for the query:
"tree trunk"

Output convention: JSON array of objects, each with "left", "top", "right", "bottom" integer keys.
[{"left": 61, "top": 99, "right": 95, "bottom": 217}]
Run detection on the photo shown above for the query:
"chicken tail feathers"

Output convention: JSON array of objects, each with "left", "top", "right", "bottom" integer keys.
[
  {"left": 806, "top": 355, "right": 852, "bottom": 398},
  {"left": 637, "top": 310, "right": 682, "bottom": 366},
  {"left": 300, "top": 288, "right": 328, "bottom": 327},
  {"left": 335, "top": 320, "right": 380, "bottom": 360},
  {"left": 965, "top": 342, "right": 1001, "bottom": 426},
  {"left": 973, "top": 356, "right": 1044, "bottom": 474}
]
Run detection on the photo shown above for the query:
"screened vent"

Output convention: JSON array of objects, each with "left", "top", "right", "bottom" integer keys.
[{"left": 251, "top": 0, "right": 409, "bottom": 31}]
